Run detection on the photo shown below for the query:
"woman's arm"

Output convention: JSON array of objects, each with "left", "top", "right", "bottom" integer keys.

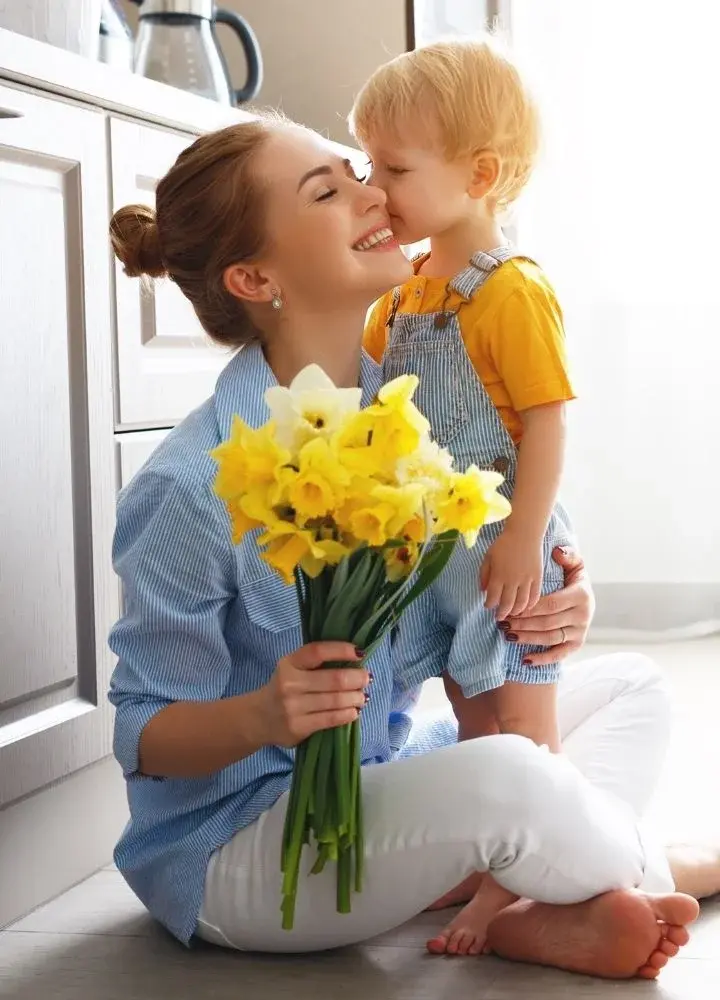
[
  {"left": 138, "top": 642, "right": 369, "bottom": 778},
  {"left": 109, "top": 467, "right": 368, "bottom": 780}
]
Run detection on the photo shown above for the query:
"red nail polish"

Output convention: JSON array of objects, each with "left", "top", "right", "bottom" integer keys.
[
  {"left": 505, "top": 632, "right": 519, "bottom": 642},
  {"left": 354, "top": 646, "right": 365, "bottom": 658},
  {"left": 368, "top": 671, "right": 375, "bottom": 683},
  {"left": 522, "top": 657, "right": 532, "bottom": 665}
]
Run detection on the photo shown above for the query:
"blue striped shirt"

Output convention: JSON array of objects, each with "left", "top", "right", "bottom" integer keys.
[{"left": 108, "top": 342, "right": 453, "bottom": 944}]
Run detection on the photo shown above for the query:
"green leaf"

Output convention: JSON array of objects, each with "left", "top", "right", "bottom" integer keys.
[
  {"left": 326, "top": 554, "right": 350, "bottom": 607},
  {"left": 393, "top": 531, "right": 459, "bottom": 617}
]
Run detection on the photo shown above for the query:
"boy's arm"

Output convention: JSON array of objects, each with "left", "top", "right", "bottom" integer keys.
[
  {"left": 469, "top": 271, "right": 576, "bottom": 618},
  {"left": 362, "top": 294, "right": 393, "bottom": 362},
  {"left": 506, "top": 402, "right": 566, "bottom": 544}
]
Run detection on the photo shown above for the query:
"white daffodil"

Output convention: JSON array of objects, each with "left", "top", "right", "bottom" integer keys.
[
  {"left": 264, "top": 364, "right": 362, "bottom": 451},
  {"left": 396, "top": 433, "right": 455, "bottom": 487}
]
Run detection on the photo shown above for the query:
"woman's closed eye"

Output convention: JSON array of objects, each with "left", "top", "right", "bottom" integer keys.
[{"left": 314, "top": 169, "right": 369, "bottom": 202}]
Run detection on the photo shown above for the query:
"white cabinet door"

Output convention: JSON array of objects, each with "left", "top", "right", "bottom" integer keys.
[
  {"left": 110, "top": 118, "right": 232, "bottom": 429},
  {"left": 0, "top": 85, "right": 118, "bottom": 808}
]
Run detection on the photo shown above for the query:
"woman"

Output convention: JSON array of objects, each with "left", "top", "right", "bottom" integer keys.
[{"left": 108, "top": 116, "right": 702, "bottom": 979}]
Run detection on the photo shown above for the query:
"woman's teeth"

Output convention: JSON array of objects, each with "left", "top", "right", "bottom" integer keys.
[{"left": 353, "top": 227, "right": 393, "bottom": 251}]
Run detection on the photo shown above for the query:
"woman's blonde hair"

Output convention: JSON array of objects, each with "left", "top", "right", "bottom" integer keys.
[
  {"left": 110, "top": 114, "right": 287, "bottom": 348},
  {"left": 349, "top": 36, "right": 540, "bottom": 211}
]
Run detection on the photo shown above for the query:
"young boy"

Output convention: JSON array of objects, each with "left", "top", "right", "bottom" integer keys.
[{"left": 350, "top": 36, "right": 577, "bottom": 954}]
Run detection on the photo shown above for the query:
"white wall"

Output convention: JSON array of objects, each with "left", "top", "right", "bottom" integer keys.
[
  {"left": 511, "top": 0, "right": 720, "bottom": 630},
  {"left": 121, "top": 1, "right": 408, "bottom": 142}
]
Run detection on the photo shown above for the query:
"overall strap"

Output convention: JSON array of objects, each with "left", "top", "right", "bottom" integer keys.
[{"left": 449, "top": 246, "right": 526, "bottom": 300}]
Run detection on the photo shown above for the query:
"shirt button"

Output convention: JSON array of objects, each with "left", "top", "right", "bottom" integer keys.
[{"left": 415, "top": 288, "right": 422, "bottom": 297}]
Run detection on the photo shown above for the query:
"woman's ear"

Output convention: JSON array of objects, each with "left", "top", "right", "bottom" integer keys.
[
  {"left": 223, "top": 263, "right": 275, "bottom": 304},
  {"left": 468, "top": 150, "right": 501, "bottom": 200}
]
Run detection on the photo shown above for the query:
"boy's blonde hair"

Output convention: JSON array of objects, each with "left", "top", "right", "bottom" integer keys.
[{"left": 349, "top": 36, "right": 540, "bottom": 211}]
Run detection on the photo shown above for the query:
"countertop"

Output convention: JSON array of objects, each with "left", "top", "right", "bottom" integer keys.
[{"left": 0, "top": 26, "right": 250, "bottom": 134}]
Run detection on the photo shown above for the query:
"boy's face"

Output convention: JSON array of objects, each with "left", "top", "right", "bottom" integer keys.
[{"left": 362, "top": 128, "right": 473, "bottom": 246}]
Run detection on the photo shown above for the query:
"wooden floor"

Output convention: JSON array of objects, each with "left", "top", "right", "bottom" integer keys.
[{"left": 2, "top": 639, "right": 719, "bottom": 1000}]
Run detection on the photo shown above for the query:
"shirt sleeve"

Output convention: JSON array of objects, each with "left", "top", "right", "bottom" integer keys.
[
  {"left": 484, "top": 277, "right": 576, "bottom": 412},
  {"left": 108, "top": 470, "right": 236, "bottom": 778},
  {"left": 363, "top": 293, "right": 392, "bottom": 363}
]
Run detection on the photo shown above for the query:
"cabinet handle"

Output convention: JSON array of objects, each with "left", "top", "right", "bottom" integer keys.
[{"left": 0, "top": 108, "right": 24, "bottom": 119}]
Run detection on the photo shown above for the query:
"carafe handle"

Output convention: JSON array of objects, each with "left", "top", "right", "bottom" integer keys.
[{"left": 214, "top": 8, "right": 263, "bottom": 104}]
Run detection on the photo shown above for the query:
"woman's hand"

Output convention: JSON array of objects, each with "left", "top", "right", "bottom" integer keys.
[
  {"left": 498, "top": 546, "right": 595, "bottom": 666},
  {"left": 258, "top": 642, "right": 370, "bottom": 748}
]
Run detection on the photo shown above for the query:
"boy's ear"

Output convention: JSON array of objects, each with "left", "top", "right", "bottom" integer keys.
[{"left": 468, "top": 150, "right": 501, "bottom": 200}]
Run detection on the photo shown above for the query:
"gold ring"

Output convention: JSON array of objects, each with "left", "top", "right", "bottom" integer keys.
[{"left": 560, "top": 627, "right": 566, "bottom": 643}]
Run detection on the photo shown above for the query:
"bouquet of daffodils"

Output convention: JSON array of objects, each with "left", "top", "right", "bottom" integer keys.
[{"left": 211, "top": 365, "right": 510, "bottom": 930}]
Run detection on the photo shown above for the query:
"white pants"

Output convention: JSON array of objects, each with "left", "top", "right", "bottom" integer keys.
[{"left": 197, "top": 653, "right": 674, "bottom": 953}]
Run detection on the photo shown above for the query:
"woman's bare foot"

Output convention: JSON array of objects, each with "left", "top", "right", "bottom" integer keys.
[
  {"left": 666, "top": 842, "right": 720, "bottom": 899},
  {"left": 485, "top": 889, "right": 699, "bottom": 979},
  {"left": 427, "top": 876, "right": 518, "bottom": 956}
]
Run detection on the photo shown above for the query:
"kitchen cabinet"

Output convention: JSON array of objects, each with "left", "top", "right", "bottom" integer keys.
[
  {"left": 110, "top": 119, "right": 231, "bottom": 429},
  {"left": 0, "top": 84, "right": 117, "bottom": 809}
]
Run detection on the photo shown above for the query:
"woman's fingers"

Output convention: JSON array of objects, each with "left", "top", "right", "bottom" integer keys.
[
  {"left": 285, "top": 641, "right": 362, "bottom": 670},
  {"left": 513, "top": 588, "right": 574, "bottom": 619},
  {"left": 506, "top": 623, "right": 575, "bottom": 647},
  {"left": 506, "top": 609, "right": 575, "bottom": 633},
  {"left": 298, "top": 666, "right": 370, "bottom": 693},
  {"left": 294, "top": 690, "right": 368, "bottom": 715},
  {"left": 302, "top": 708, "right": 362, "bottom": 737},
  {"left": 521, "top": 642, "right": 575, "bottom": 667}
]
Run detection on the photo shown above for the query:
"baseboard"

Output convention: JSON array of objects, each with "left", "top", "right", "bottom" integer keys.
[
  {"left": 0, "top": 756, "right": 128, "bottom": 928},
  {"left": 590, "top": 582, "right": 720, "bottom": 640}
]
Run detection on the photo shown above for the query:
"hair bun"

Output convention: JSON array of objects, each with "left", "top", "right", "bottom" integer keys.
[{"left": 110, "top": 204, "right": 166, "bottom": 278}]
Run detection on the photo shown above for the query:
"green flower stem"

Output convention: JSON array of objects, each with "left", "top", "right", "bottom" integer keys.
[{"left": 281, "top": 731, "right": 322, "bottom": 930}]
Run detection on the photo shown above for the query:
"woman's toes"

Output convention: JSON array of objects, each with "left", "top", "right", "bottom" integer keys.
[{"left": 665, "top": 925, "right": 691, "bottom": 947}]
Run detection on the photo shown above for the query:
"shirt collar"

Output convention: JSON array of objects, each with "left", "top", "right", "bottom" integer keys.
[{"left": 213, "top": 341, "right": 382, "bottom": 441}]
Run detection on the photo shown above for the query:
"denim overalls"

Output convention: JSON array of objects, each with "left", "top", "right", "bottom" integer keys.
[{"left": 382, "top": 248, "right": 574, "bottom": 697}]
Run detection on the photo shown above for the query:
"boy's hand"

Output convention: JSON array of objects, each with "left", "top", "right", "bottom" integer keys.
[{"left": 480, "top": 528, "right": 543, "bottom": 620}]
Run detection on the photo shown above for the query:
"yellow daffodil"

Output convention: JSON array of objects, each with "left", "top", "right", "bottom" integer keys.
[
  {"left": 348, "top": 502, "right": 396, "bottom": 547},
  {"left": 212, "top": 416, "right": 290, "bottom": 503},
  {"left": 370, "top": 482, "right": 427, "bottom": 538},
  {"left": 299, "top": 535, "right": 353, "bottom": 578},
  {"left": 225, "top": 498, "right": 262, "bottom": 545},
  {"left": 434, "top": 466, "right": 511, "bottom": 546},
  {"left": 256, "top": 521, "right": 325, "bottom": 585},
  {"left": 278, "top": 437, "right": 351, "bottom": 522},
  {"left": 264, "top": 364, "right": 362, "bottom": 451},
  {"left": 383, "top": 540, "right": 420, "bottom": 581}
]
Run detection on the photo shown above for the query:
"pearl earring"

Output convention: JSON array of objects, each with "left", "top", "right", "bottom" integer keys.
[{"left": 271, "top": 289, "right": 283, "bottom": 310}]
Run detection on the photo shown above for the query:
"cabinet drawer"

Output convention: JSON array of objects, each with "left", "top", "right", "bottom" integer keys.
[{"left": 110, "top": 118, "right": 232, "bottom": 429}]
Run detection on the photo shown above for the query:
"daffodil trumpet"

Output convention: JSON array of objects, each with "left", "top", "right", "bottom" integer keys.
[{"left": 211, "top": 364, "right": 511, "bottom": 930}]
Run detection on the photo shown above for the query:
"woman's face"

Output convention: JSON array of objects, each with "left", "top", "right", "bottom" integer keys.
[{"left": 257, "top": 126, "right": 412, "bottom": 312}]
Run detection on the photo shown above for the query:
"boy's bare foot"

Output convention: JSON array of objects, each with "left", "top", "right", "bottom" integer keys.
[
  {"left": 666, "top": 842, "right": 720, "bottom": 899},
  {"left": 485, "top": 889, "right": 698, "bottom": 979},
  {"left": 427, "top": 876, "right": 517, "bottom": 956},
  {"left": 426, "top": 872, "right": 483, "bottom": 911}
]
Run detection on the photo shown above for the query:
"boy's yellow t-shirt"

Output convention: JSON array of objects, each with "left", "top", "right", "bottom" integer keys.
[{"left": 364, "top": 256, "right": 576, "bottom": 445}]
